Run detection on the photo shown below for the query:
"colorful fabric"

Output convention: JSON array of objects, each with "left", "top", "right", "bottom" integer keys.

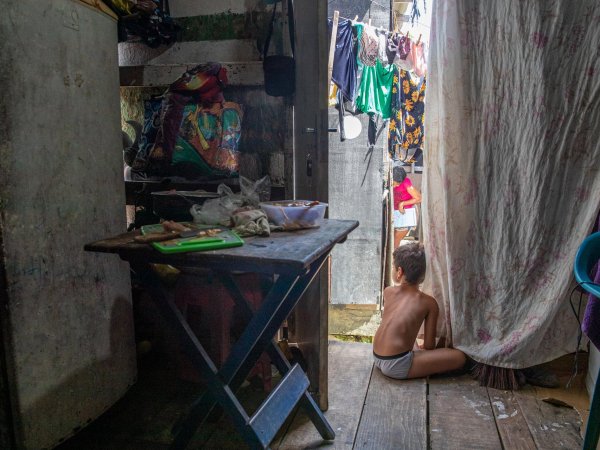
[
  {"left": 148, "top": 91, "right": 188, "bottom": 169},
  {"left": 357, "top": 23, "right": 379, "bottom": 67},
  {"left": 172, "top": 102, "right": 242, "bottom": 177},
  {"left": 397, "top": 35, "right": 411, "bottom": 60},
  {"left": 389, "top": 69, "right": 426, "bottom": 156},
  {"left": 170, "top": 63, "right": 227, "bottom": 103},
  {"left": 394, "top": 178, "right": 415, "bottom": 210},
  {"left": 105, "top": 0, "right": 131, "bottom": 15},
  {"left": 423, "top": 0, "right": 600, "bottom": 368},
  {"left": 356, "top": 60, "right": 396, "bottom": 119},
  {"left": 132, "top": 63, "right": 240, "bottom": 177},
  {"left": 133, "top": 97, "right": 162, "bottom": 171}
]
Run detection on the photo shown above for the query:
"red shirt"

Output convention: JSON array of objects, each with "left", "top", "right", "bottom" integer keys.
[{"left": 393, "top": 178, "right": 414, "bottom": 210}]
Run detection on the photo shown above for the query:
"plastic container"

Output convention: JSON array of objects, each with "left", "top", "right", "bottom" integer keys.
[{"left": 260, "top": 200, "right": 328, "bottom": 227}]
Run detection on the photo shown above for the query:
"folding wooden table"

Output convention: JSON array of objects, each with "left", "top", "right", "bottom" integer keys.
[{"left": 85, "top": 219, "right": 358, "bottom": 449}]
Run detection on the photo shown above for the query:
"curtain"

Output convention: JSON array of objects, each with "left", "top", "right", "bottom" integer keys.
[{"left": 423, "top": 0, "right": 600, "bottom": 368}]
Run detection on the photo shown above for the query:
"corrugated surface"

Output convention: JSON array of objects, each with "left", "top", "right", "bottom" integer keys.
[
  {"left": 328, "top": 111, "right": 386, "bottom": 305},
  {"left": 327, "top": 2, "right": 389, "bottom": 305}
]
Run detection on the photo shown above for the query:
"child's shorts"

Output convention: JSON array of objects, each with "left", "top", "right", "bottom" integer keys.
[
  {"left": 373, "top": 350, "right": 414, "bottom": 379},
  {"left": 393, "top": 208, "right": 417, "bottom": 229}
]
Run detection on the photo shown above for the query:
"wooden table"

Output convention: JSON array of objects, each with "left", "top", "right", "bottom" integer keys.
[{"left": 85, "top": 219, "right": 358, "bottom": 449}]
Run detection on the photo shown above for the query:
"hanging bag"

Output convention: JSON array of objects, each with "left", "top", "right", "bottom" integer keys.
[{"left": 263, "top": 0, "right": 296, "bottom": 96}]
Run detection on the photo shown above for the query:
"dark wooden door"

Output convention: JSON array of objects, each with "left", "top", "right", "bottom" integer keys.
[{"left": 290, "top": 0, "right": 330, "bottom": 410}]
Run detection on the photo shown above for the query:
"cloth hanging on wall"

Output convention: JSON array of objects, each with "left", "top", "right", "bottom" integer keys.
[
  {"left": 423, "top": 0, "right": 600, "bottom": 368},
  {"left": 389, "top": 69, "right": 426, "bottom": 157}
]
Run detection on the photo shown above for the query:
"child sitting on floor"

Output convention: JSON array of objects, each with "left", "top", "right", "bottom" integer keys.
[{"left": 373, "top": 243, "right": 466, "bottom": 379}]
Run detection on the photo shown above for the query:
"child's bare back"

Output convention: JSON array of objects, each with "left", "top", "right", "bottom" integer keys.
[
  {"left": 372, "top": 243, "right": 466, "bottom": 380},
  {"left": 373, "top": 284, "right": 438, "bottom": 356}
]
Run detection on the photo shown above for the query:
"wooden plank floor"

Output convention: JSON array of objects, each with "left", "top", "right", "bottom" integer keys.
[
  {"left": 57, "top": 341, "right": 587, "bottom": 450},
  {"left": 276, "top": 342, "right": 585, "bottom": 450}
]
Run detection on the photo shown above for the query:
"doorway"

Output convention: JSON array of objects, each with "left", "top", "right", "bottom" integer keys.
[{"left": 325, "top": 1, "right": 431, "bottom": 335}]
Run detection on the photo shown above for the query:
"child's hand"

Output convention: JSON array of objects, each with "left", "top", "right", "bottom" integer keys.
[{"left": 398, "top": 202, "right": 405, "bottom": 213}]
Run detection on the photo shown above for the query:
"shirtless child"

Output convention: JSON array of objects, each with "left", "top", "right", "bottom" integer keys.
[{"left": 373, "top": 243, "right": 466, "bottom": 379}]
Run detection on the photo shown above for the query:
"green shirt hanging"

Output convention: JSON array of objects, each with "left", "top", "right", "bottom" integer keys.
[{"left": 354, "top": 23, "right": 395, "bottom": 119}]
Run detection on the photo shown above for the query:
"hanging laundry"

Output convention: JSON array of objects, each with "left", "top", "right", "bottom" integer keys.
[
  {"left": 328, "top": 18, "right": 358, "bottom": 101},
  {"left": 397, "top": 35, "right": 411, "bottom": 60},
  {"left": 389, "top": 34, "right": 413, "bottom": 72},
  {"left": 357, "top": 23, "right": 379, "bottom": 67},
  {"left": 389, "top": 69, "right": 426, "bottom": 156},
  {"left": 356, "top": 60, "right": 396, "bottom": 119},
  {"left": 409, "top": 41, "right": 427, "bottom": 77},
  {"left": 386, "top": 35, "right": 398, "bottom": 65},
  {"left": 376, "top": 29, "right": 389, "bottom": 66},
  {"left": 328, "top": 83, "right": 338, "bottom": 107}
]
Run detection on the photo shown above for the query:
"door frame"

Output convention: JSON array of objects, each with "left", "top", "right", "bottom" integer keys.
[{"left": 290, "top": 0, "right": 330, "bottom": 411}]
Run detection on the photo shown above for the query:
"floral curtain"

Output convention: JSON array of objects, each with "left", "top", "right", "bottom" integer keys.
[{"left": 422, "top": 0, "right": 600, "bottom": 368}]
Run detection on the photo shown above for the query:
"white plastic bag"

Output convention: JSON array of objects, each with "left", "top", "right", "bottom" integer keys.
[{"left": 190, "top": 176, "right": 271, "bottom": 225}]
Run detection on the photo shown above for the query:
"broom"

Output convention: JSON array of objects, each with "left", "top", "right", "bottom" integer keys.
[{"left": 471, "top": 363, "right": 523, "bottom": 390}]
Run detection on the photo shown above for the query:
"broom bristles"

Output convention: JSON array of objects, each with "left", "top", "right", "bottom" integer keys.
[{"left": 471, "top": 363, "right": 522, "bottom": 390}]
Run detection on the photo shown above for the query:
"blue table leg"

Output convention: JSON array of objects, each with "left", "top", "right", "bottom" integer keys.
[
  {"left": 217, "top": 271, "right": 335, "bottom": 441},
  {"left": 132, "top": 263, "right": 261, "bottom": 448},
  {"left": 220, "top": 255, "right": 329, "bottom": 388},
  {"left": 137, "top": 253, "right": 333, "bottom": 450},
  {"left": 169, "top": 273, "right": 299, "bottom": 449},
  {"left": 583, "top": 364, "right": 600, "bottom": 450}
]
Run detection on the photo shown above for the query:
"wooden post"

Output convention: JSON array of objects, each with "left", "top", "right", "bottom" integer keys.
[
  {"left": 327, "top": 10, "right": 339, "bottom": 89},
  {"left": 386, "top": 158, "right": 394, "bottom": 290}
]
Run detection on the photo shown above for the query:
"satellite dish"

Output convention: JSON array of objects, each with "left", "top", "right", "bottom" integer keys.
[{"left": 343, "top": 116, "right": 362, "bottom": 140}]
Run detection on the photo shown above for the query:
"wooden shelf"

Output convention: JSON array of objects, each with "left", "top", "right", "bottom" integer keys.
[{"left": 120, "top": 62, "right": 264, "bottom": 87}]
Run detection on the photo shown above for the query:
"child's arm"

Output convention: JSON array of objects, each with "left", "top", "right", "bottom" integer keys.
[{"left": 422, "top": 298, "right": 439, "bottom": 350}]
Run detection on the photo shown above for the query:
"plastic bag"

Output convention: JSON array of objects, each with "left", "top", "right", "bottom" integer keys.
[{"left": 190, "top": 176, "right": 271, "bottom": 226}]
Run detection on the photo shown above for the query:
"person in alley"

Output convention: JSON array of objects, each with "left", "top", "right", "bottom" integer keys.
[{"left": 373, "top": 243, "right": 466, "bottom": 379}]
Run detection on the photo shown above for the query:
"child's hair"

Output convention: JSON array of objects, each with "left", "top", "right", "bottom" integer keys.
[
  {"left": 393, "top": 243, "right": 426, "bottom": 284},
  {"left": 393, "top": 166, "right": 407, "bottom": 183}
]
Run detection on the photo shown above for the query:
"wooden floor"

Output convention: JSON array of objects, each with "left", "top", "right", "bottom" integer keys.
[
  {"left": 58, "top": 341, "right": 589, "bottom": 450},
  {"left": 276, "top": 341, "right": 586, "bottom": 450}
]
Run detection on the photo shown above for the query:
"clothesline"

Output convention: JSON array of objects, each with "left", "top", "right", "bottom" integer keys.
[{"left": 334, "top": 14, "right": 423, "bottom": 45}]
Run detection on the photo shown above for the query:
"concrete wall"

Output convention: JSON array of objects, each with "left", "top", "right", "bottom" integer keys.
[
  {"left": 0, "top": 2, "right": 136, "bottom": 448},
  {"left": 120, "top": 0, "right": 292, "bottom": 189},
  {"left": 327, "top": 1, "right": 390, "bottom": 305}
]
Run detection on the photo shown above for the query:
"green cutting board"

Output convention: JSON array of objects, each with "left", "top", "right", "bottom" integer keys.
[{"left": 141, "top": 223, "right": 244, "bottom": 254}]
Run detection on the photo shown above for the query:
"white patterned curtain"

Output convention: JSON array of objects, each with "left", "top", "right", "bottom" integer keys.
[{"left": 423, "top": 0, "right": 600, "bottom": 368}]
